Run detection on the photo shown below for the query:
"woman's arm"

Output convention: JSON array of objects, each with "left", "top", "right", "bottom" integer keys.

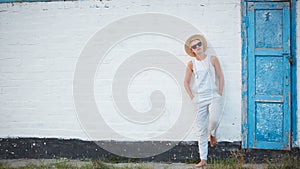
[
  {"left": 211, "top": 56, "right": 224, "bottom": 96},
  {"left": 184, "top": 61, "right": 194, "bottom": 100}
]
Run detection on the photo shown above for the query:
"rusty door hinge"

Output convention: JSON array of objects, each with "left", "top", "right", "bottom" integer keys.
[
  {"left": 283, "top": 53, "right": 294, "bottom": 65},
  {"left": 288, "top": 56, "right": 294, "bottom": 65}
]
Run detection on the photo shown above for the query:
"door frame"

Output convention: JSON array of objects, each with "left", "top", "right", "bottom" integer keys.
[{"left": 241, "top": 0, "right": 297, "bottom": 149}]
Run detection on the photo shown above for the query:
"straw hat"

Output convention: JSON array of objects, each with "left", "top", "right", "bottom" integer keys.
[{"left": 184, "top": 34, "right": 207, "bottom": 57}]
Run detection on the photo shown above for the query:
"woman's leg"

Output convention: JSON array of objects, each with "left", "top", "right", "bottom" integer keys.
[
  {"left": 196, "top": 103, "right": 209, "bottom": 161},
  {"left": 208, "top": 95, "right": 222, "bottom": 146}
]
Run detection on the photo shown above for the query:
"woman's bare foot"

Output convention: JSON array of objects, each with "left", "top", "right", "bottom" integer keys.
[
  {"left": 194, "top": 160, "right": 207, "bottom": 168},
  {"left": 210, "top": 135, "right": 217, "bottom": 147}
]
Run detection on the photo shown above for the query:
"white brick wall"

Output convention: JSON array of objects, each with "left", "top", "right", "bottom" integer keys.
[{"left": 0, "top": 0, "right": 298, "bottom": 145}]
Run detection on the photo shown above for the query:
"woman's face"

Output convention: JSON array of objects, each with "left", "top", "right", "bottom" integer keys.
[{"left": 190, "top": 39, "right": 204, "bottom": 55}]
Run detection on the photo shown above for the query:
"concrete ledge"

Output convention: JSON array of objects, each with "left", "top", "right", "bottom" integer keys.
[
  {"left": 0, "top": 0, "right": 74, "bottom": 3},
  {"left": 0, "top": 138, "right": 299, "bottom": 163}
]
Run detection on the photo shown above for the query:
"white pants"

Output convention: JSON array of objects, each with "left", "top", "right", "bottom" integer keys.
[{"left": 193, "top": 93, "right": 222, "bottom": 160}]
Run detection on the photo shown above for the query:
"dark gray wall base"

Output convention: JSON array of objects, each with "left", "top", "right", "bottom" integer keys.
[{"left": 0, "top": 138, "right": 299, "bottom": 163}]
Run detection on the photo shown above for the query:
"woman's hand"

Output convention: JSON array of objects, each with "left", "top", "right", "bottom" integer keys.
[{"left": 191, "top": 95, "right": 194, "bottom": 100}]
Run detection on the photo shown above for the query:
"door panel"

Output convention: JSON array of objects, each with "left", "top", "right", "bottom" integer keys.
[
  {"left": 247, "top": 2, "right": 291, "bottom": 150},
  {"left": 255, "top": 9, "right": 283, "bottom": 49},
  {"left": 255, "top": 56, "right": 283, "bottom": 95},
  {"left": 256, "top": 103, "right": 283, "bottom": 143}
]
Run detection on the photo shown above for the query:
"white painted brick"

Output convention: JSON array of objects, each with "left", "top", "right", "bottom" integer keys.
[
  {"left": 0, "top": 0, "right": 297, "bottom": 145},
  {"left": 0, "top": 58, "right": 22, "bottom": 66}
]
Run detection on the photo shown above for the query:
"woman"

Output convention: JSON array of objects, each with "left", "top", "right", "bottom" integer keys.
[{"left": 184, "top": 34, "right": 224, "bottom": 168}]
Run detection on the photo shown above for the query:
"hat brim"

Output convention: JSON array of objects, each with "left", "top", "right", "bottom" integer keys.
[{"left": 184, "top": 34, "right": 207, "bottom": 57}]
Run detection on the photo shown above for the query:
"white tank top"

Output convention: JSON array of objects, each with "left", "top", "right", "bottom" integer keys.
[{"left": 192, "top": 55, "right": 218, "bottom": 95}]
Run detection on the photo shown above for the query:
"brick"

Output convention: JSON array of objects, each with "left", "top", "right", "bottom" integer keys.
[{"left": 0, "top": 0, "right": 298, "bottom": 145}]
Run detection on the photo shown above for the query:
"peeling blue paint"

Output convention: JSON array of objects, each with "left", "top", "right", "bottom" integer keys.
[
  {"left": 255, "top": 9, "right": 282, "bottom": 48},
  {"left": 290, "top": 0, "right": 298, "bottom": 147},
  {"left": 241, "top": 0, "right": 248, "bottom": 149},
  {"left": 256, "top": 103, "right": 283, "bottom": 142},
  {"left": 242, "top": 1, "right": 294, "bottom": 150},
  {"left": 255, "top": 56, "right": 283, "bottom": 95}
]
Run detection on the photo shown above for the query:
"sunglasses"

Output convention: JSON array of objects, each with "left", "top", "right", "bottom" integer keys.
[{"left": 190, "top": 41, "right": 202, "bottom": 49}]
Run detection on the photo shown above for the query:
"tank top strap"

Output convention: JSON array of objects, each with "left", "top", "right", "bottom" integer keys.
[{"left": 191, "top": 58, "right": 198, "bottom": 78}]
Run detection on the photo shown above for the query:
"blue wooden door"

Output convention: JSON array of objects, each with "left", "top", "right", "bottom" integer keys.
[{"left": 247, "top": 2, "right": 291, "bottom": 150}]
